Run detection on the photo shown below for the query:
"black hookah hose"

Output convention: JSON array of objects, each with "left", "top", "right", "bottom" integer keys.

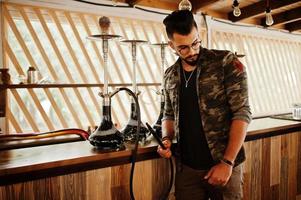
[
  {"left": 111, "top": 87, "right": 173, "bottom": 200},
  {"left": 111, "top": 87, "right": 140, "bottom": 200},
  {"left": 146, "top": 122, "right": 174, "bottom": 200}
]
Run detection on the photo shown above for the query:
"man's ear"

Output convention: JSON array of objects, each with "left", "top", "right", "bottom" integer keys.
[
  {"left": 168, "top": 41, "right": 174, "bottom": 50},
  {"left": 168, "top": 41, "right": 179, "bottom": 56}
]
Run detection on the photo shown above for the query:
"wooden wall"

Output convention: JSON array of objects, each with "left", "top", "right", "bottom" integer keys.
[
  {"left": 0, "top": 158, "right": 172, "bottom": 200},
  {"left": 1, "top": 131, "right": 301, "bottom": 200},
  {"left": 243, "top": 131, "right": 301, "bottom": 200}
]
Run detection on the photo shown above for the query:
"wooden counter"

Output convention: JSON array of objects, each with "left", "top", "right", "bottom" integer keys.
[{"left": 0, "top": 117, "right": 301, "bottom": 200}]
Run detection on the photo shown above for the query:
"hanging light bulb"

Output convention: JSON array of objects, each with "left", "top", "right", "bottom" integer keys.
[
  {"left": 178, "top": 0, "right": 192, "bottom": 11},
  {"left": 232, "top": 0, "right": 241, "bottom": 17},
  {"left": 265, "top": 7, "right": 274, "bottom": 26},
  {"left": 112, "top": 0, "right": 118, "bottom": 6}
]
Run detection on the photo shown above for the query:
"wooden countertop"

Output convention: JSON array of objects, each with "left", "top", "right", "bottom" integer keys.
[{"left": 0, "top": 117, "right": 301, "bottom": 185}]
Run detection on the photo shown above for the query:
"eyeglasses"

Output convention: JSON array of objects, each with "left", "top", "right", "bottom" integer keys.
[{"left": 177, "top": 40, "right": 202, "bottom": 55}]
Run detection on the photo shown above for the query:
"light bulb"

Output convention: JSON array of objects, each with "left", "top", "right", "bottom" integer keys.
[
  {"left": 232, "top": 0, "right": 241, "bottom": 17},
  {"left": 112, "top": 0, "right": 118, "bottom": 6},
  {"left": 265, "top": 8, "right": 274, "bottom": 26},
  {"left": 233, "top": 6, "right": 241, "bottom": 17},
  {"left": 178, "top": 0, "right": 192, "bottom": 11}
]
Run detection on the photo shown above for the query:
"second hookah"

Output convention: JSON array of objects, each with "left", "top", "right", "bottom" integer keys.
[{"left": 120, "top": 39, "right": 150, "bottom": 143}]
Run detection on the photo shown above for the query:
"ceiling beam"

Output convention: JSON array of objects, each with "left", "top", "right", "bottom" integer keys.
[
  {"left": 261, "top": 6, "right": 301, "bottom": 26},
  {"left": 286, "top": 20, "right": 301, "bottom": 32},
  {"left": 191, "top": 0, "right": 220, "bottom": 13},
  {"left": 228, "top": 0, "right": 300, "bottom": 22},
  {"left": 125, "top": 0, "right": 143, "bottom": 7}
]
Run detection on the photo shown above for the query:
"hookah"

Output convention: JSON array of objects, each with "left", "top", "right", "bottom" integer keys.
[
  {"left": 87, "top": 16, "right": 125, "bottom": 151},
  {"left": 149, "top": 41, "right": 169, "bottom": 138},
  {"left": 120, "top": 39, "right": 150, "bottom": 143},
  {"left": 87, "top": 16, "right": 173, "bottom": 200}
]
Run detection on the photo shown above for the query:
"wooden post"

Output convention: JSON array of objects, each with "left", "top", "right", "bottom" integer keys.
[{"left": 0, "top": 2, "right": 7, "bottom": 134}]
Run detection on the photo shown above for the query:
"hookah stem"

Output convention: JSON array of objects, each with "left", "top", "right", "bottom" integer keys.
[
  {"left": 132, "top": 42, "right": 137, "bottom": 95},
  {"left": 103, "top": 39, "right": 109, "bottom": 97}
]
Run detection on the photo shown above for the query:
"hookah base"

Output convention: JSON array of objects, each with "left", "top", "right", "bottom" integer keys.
[
  {"left": 89, "top": 133, "right": 125, "bottom": 152},
  {"left": 121, "top": 124, "right": 150, "bottom": 145}
]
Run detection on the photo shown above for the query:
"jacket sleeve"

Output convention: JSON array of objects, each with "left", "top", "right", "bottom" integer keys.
[
  {"left": 223, "top": 52, "right": 252, "bottom": 123},
  {"left": 162, "top": 74, "right": 175, "bottom": 122}
]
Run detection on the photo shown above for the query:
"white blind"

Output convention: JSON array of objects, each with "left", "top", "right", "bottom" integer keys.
[{"left": 211, "top": 29, "right": 301, "bottom": 117}]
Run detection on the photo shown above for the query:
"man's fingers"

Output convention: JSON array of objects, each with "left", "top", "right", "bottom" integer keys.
[
  {"left": 204, "top": 168, "right": 213, "bottom": 179},
  {"left": 157, "top": 146, "right": 172, "bottom": 158},
  {"left": 162, "top": 140, "right": 171, "bottom": 148}
]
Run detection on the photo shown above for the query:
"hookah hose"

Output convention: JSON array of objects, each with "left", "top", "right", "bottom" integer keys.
[
  {"left": 111, "top": 88, "right": 173, "bottom": 200},
  {"left": 111, "top": 87, "right": 141, "bottom": 200},
  {"left": 146, "top": 123, "right": 174, "bottom": 200}
]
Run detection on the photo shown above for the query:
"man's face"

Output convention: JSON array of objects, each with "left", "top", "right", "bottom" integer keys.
[{"left": 169, "top": 27, "right": 201, "bottom": 66}]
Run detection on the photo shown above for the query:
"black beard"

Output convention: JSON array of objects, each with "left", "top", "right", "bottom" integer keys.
[{"left": 182, "top": 54, "right": 199, "bottom": 66}]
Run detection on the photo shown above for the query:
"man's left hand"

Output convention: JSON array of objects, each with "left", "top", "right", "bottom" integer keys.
[{"left": 204, "top": 162, "right": 233, "bottom": 186}]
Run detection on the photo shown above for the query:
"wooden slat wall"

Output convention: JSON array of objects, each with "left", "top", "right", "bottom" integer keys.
[
  {"left": 0, "top": 132, "right": 300, "bottom": 200},
  {"left": 2, "top": 2, "right": 179, "bottom": 133}
]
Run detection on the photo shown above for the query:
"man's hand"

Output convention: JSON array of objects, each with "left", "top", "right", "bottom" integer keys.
[
  {"left": 157, "top": 139, "right": 172, "bottom": 158},
  {"left": 204, "top": 162, "right": 233, "bottom": 186}
]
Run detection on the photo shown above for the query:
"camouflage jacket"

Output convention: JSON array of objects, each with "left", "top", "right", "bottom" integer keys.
[{"left": 162, "top": 47, "right": 252, "bottom": 166}]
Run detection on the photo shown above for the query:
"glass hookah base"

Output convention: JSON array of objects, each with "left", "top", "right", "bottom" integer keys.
[
  {"left": 89, "top": 134, "right": 125, "bottom": 151},
  {"left": 121, "top": 124, "right": 150, "bottom": 143}
]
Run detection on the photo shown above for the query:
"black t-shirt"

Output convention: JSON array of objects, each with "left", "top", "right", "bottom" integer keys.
[{"left": 179, "top": 66, "right": 214, "bottom": 170}]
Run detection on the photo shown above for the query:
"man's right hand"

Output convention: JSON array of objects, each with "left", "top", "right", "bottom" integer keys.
[{"left": 157, "top": 139, "right": 172, "bottom": 158}]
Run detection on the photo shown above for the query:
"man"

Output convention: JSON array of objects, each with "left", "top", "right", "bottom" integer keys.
[{"left": 157, "top": 10, "right": 252, "bottom": 200}]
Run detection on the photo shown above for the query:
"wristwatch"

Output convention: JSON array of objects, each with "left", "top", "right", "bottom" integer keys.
[{"left": 221, "top": 158, "right": 234, "bottom": 167}]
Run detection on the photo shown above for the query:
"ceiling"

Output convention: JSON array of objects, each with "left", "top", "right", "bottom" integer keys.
[
  {"left": 122, "top": 0, "right": 301, "bottom": 33},
  {"left": 3, "top": 0, "right": 301, "bottom": 33}
]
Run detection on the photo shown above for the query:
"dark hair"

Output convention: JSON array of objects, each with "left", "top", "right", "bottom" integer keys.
[{"left": 163, "top": 10, "right": 197, "bottom": 39}]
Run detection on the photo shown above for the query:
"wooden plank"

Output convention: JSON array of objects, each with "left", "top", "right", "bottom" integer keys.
[
  {"left": 43, "top": 88, "right": 68, "bottom": 128},
  {"left": 48, "top": 10, "right": 95, "bottom": 126},
  {"left": 10, "top": 89, "right": 40, "bottom": 132},
  {"left": 4, "top": 5, "right": 70, "bottom": 129},
  {"left": 125, "top": 0, "right": 143, "bottom": 7},
  {"left": 59, "top": 172, "right": 86, "bottom": 200},
  {"left": 86, "top": 168, "right": 112, "bottom": 199},
  {"left": 270, "top": 136, "right": 281, "bottom": 186},
  {"left": 298, "top": 132, "right": 301, "bottom": 195},
  {"left": 17, "top": 6, "right": 84, "bottom": 129},
  {"left": 280, "top": 135, "right": 289, "bottom": 200},
  {"left": 261, "top": 138, "right": 271, "bottom": 200},
  {"left": 286, "top": 20, "right": 301, "bottom": 32},
  {"left": 287, "top": 132, "right": 298, "bottom": 199},
  {"left": 271, "top": 184, "right": 280, "bottom": 200},
  {"left": 6, "top": 108, "right": 22, "bottom": 133},
  {"left": 250, "top": 140, "right": 262, "bottom": 200},
  {"left": 191, "top": 0, "right": 219, "bottom": 12},
  {"left": 4, "top": 32, "right": 55, "bottom": 131},
  {"left": 111, "top": 164, "right": 131, "bottom": 200}
]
